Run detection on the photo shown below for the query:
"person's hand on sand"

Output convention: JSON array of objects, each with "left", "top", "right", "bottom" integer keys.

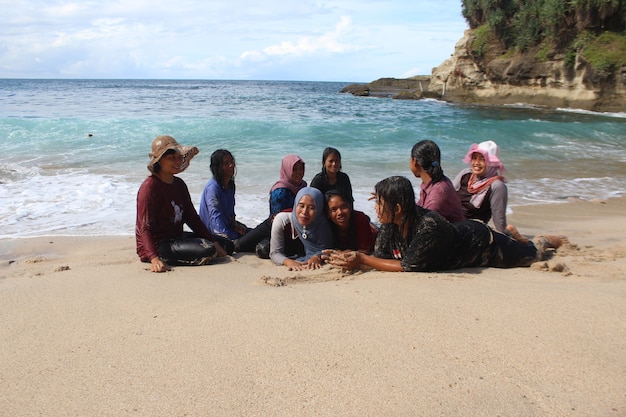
[
  {"left": 322, "top": 249, "right": 361, "bottom": 271},
  {"left": 150, "top": 257, "right": 169, "bottom": 273},
  {"left": 283, "top": 259, "right": 306, "bottom": 271},
  {"left": 305, "top": 255, "right": 324, "bottom": 270}
]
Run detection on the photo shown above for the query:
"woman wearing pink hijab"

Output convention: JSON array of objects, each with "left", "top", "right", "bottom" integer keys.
[
  {"left": 453, "top": 140, "right": 508, "bottom": 233},
  {"left": 268, "top": 154, "right": 307, "bottom": 215},
  {"left": 234, "top": 154, "right": 307, "bottom": 256}
]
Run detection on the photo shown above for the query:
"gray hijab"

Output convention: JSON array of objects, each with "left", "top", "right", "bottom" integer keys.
[{"left": 291, "top": 187, "right": 333, "bottom": 259}]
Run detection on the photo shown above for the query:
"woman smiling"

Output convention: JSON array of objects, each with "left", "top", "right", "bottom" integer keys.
[{"left": 269, "top": 187, "right": 333, "bottom": 271}]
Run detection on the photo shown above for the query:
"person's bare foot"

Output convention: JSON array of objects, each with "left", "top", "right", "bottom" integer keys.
[
  {"left": 506, "top": 224, "right": 529, "bottom": 244},
  {"left": 534, "top": 235, "right": 569, "bottom": 250},
  {"left": 542, "top": 235, "right": 569, "bottom": 249}
]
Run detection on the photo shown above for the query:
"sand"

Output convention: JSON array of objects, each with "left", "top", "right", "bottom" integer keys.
[{"left": 1, "top": 198, "right": 625, "bottom": 417}]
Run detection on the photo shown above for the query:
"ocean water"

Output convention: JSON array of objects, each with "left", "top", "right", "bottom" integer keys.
[{"left": 1, "top": 78, "right": 625, "bottom": 239}]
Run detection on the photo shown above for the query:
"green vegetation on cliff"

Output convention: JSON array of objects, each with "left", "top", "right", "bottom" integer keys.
[{"left": 462, "top": 0, "right": 626, "bottom": 73}]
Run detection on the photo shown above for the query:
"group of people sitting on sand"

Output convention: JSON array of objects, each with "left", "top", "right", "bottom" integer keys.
[{"left": 136, "top": 135, "right": 567, "bottom": 274}]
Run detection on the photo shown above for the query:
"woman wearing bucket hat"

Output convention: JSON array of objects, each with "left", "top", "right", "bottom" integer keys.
[
  {"left": 453, "top": 140, "right": 508, "bottom": 233},
  {"left": 136, "top": 135, "right": 231, "bottom": 273}
]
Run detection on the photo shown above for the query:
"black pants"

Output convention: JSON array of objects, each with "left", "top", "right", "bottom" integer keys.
[
  {"left": 234, "top": 217, "right": 272, "bottom": 253},
  {"left": 488, "top": 231, "right": 538, "bottom": 268},
  {"left": 157, "top": 233, "right": 234, "bottom": 266}
]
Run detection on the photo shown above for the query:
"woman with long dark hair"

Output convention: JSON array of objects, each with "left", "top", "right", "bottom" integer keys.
[
  {"left": 199, "top": 149, "right": 249, "bottom": 242},
  {"left": 323, "top": 176, "right": 566, "bottom": 272},
  {"left": 311, "top": 147, "right": 353, "bottom": 205},
  {"left": 410, "top": 140, "right": 464, "bottom": 223}
]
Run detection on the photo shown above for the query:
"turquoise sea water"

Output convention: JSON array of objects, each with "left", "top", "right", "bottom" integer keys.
[{"left": 1, "top": 79, "right": 625, "bottom": 238}]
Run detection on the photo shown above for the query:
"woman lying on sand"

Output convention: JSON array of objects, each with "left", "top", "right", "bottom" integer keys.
[
  {"left": 270, "top": 187, "right": 333, "bottom": 271},
  {"left": 323, "top": 176, "right": 566, "bottom": 273},
  {"left": 324, "top": 189, "right": 377, "bottom": 253}
]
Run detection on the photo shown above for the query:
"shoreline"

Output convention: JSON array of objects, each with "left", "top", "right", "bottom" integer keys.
[{"left": 1, "top": 197, "right": 625, "bottom": 416}]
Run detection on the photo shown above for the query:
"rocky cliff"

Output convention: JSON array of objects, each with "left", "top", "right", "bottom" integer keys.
[{"left": 342, "top": 29, "right": 626, "bottom": 113}]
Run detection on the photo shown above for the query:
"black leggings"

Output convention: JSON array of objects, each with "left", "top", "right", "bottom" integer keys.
[{"left": 157, "top": 234, "right": 234, "bottom": 266}]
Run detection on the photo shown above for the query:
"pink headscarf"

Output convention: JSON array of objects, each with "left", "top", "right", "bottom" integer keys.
[{"left": 270, "top": 154, "right": 307, "bottom": 195}]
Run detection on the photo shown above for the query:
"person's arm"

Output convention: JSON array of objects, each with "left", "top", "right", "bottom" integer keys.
[
  {"left": 489, "top": 180, "right": 508, "bottom": 233},
  {"left": 136, "top": 180, "right": 171, "bottom": 273},
  {"left": 180, "top": 181, "right": 228, "bottom": 257},
  {"left": 199, "top": 181, "right": 239, "bottom": 240},
  {"left": 421, "top": 180, "right": 465, "bottom": 223},
  {"left": 269, "top": 212, "right": 291, "bottom": 266},
  {"left": 352, "top": 211, "right": 377, "bottom": 253},
  {"left": 420, "top": 183, "right": 443, "bottom": 212},
  {"left": 339, "top": 172, "right": 354, "bottom": 203},
  {"left": 452, "top": 168, "right": 470, "bottom": 191},
  {"left": 309, "top": 172, "right": 324, "bottom": 190},
  {"left": 323, "top": 250, "right": 404, "bottom": 272},
  {"left": 269, "top": 188, "right": 294, "bottom": 216},
  {"left": 136, "top": 179, "right": 162, "bottom": 264}
]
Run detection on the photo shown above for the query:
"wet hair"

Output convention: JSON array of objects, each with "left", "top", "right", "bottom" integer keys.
[
  {"left": 410, "top": 140, "right": 444, "bottom": 183},
  {"left": 321, "top": 147, "right": 342, "bottom": 176},
  {"left": 151, "top": 149, "right": 176, "bottom": 174},
  {"left": 210, "top": 149, "right": 235, "bottom": 190},
  {"left": 374, "top": 176, "right": 417, "bottom": 229}
]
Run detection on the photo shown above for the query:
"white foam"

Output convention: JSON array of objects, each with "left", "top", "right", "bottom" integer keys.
[
  {"left": 1, "top": 168, "right": 625, "bottom": 238},
  {"left": 0, "top": 173, "right": 137, "bottom": 238},
  {"left": 556, "top": 107, "right": 626, "bottom": 119}
]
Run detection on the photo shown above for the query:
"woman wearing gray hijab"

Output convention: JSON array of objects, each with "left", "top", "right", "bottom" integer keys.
[{"left": 269, "top": 187, "right": 333, "bottom": 271}]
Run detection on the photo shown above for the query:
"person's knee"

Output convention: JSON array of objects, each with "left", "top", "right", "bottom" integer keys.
[{"left": 255, "top": 238, "right": 270, "bottom": 259}]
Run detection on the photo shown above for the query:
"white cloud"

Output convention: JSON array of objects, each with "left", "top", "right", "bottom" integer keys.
[
  {"left": 0, "top": 0, "right": 468, "bottom": 81},
  {"left": 243, "top": 16, "right": 358, "bottom": 59}
]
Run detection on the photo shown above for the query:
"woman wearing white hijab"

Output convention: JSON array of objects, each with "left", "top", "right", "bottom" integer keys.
[
  {"left": 453, "top": 140, "right": 508, "bottom": 233},
  {"left": 269, "top": 187, "right": 333, "bottom": 271}
]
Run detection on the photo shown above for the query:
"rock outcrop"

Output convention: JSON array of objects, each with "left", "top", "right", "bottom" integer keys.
[
  {"left": 340, "top": 76, "right": 440, "bottom": 100},
  {"left": 342, "top": 29, "right": 626, "bottom": 113}
]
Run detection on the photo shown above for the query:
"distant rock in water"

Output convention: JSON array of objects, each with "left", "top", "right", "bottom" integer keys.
[
  {"left": 342, "top": 29, "right": 626, "bottom": 113},
  {"left": 340, "top": 76, "right": 440, "bottom": 100}
]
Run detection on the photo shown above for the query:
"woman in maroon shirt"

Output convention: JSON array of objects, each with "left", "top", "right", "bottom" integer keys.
[
  {"left": 410, "top": 140, "right": 464, "bottom": 223},
  {"left": 135, "top": 135, "right": 229, "bottom": 273},
  {"left": 324, "top": 190, "right": 377, "bottom": 254}
]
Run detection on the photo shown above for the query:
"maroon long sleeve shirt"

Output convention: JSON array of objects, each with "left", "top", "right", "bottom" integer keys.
[{"left": 136, "top": 175, "right": 215, "bottom": 262}]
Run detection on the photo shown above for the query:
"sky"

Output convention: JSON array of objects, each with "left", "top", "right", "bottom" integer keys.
[{"left": 0, "top": 0, "right": 468, "bottom": 82}]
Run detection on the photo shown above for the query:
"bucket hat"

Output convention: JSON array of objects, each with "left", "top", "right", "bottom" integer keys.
[
  {"left": 463, "top": 140, "right": 505, "bottom": 171},
  {"left": 148, "top": 135, "right": 198, "bottom": 173}
]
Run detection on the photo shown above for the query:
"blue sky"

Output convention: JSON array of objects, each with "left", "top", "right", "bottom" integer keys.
[{"left": 0, "top": 0, "right": 468, "bottom": 82}]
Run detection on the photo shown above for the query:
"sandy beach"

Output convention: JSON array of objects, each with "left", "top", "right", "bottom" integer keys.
[{"left": 1, "top": 198, "right": 625, "bottom": 417}]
